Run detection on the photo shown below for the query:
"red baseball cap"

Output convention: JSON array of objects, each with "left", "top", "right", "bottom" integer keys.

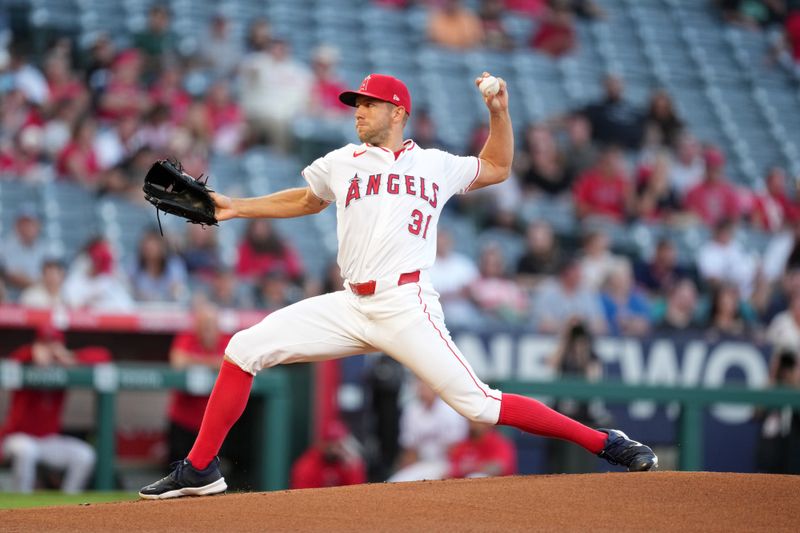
[{"left": 339, "top": 74, "right": 412, "bottom": 115}]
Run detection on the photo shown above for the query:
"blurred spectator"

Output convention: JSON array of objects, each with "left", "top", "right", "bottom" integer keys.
[
  {"left": 684, "top": 148, "right": 742, "bottom": 226},
  {"left": 697, "top": 220, "right": 759, "bottom": 299},
  {"left": 754, "top": 350, "right": 800, "bottom": 474},
  {"left": 253, "top": 270, "right": 298, "bottom": 311},
  {"left": 579, "top": 230, "right": 625, "bottom": 291},
  {"left": 132, "top": 5, "right": 177, "bottom": 80},
  {"left": 469, "top": 244, "right": 528, "bottom": 323},
  {"left": 573, "top": 145, "right": 632, "bottom": 222},
  {"left": 43, "top": 52, "right": 88, "bottom": 117},
  {"left": 94, "top": 115, "right": 144, "bottom": 171},
  {"left": 634, "top": 151, "right": 682, "bottom": 222},
  {"left": 389, "top": 380, "right": 468, "bottom": 482},
  {"left": 531, "top": 256, "right": 607, "bottom": 334},
  {"left": 290, "top": 420, "right": 366, "bottom": 489},
  {"left": 763, "top": 219, "right": 800, "bottom": 286},
  {"left": 84, "top": 33, "right": 116, "bottom": 103},
  {"left": 653, "top": 278, "right": 702, "bottom": 332},
  {"left": 548, "top": 319, "right": 610, "bottom": 473},
  {"left": 580, "top": 75, "right": 645, "bottom": 150},
  {"left": 199, "top": 13, "right": 243, "bottom": 79},
  {"left": 428, "top": 230, "right": 481, "bottom": 326},
  {"left": 63, "top": 238, "right": 134, "bottom": 311},
  {"left": 5, "top": 41, "right": 49, "bottom": 106},
  {"left": 204, "top": 80, "right": 245, "bottom": 155},
  {"left": 308, "top": 45, "right": 349, "bottom": 117},
  {"left": 209, "top": 267, "right": 254, "bottom": 309},
  {"left": 705, "top": 283, "right": 755, "bottom": 338},
  {"left": 0, "top": 326, "right": 109, "bottom": 493},
  {"left": 236, "top": 219, "right": 304, "bottom": 283},
  {"left": 480, "top": 0, "right": 515, "bottom": 50},
  {"left": 517, "top": 124, "right": 569, "bottom": 195},
  {"left": 1, "top": 207, "right": 47, "bottom": 291},
  {"left": 245, "top": 18, "right": 272, "bottom": 53},
  {"left": 240, "top": 37, "right": 312, "bottom": 151},
  {"left": 751, "top": 166, "right": 799, "bottom": 233},
  {"left": 97, "top": 49, "right": 150, "bottom": 123},
  {"left": 129, "top": 229, "right": 189, "bottom": 304},
  {"left": 149, "top": 68, "right": 192, "bottom": 125},
  {"left": 516, "top": 220, "right": 562, "bottom": 287},
  {"left": 530, "top": 0, "right": 577, "bottom": 58},
  {"left": 140, "top": 104, "right": 174, "bottom": 153},
  {"left": 634, "top": 238, "right": 691, "bottom": 296},
  {"left": 560, "top": 113, "right": 598, "bottom": 184},
  {"left": 668, "top": 133, "right": 705, "bottom": 198},
  {"left": 0, "top": 88, "right": 38, "bottom": 156},
  {"left": 56, "top": 116, "right": 101, "bottom": 187},
  {"left": 166, "top": 299, "right": 231, "bottom": 464},
  {"left": 767, "top": 291, "right": 800, "bottom": 353},
  {"left": 181, "top": 225, "right": 221, "bottom": 281},
  {"left": 447, "top": 421, "right": 517, "bottom": 478},
  {"left": 644, "top": 89, "right": 683, "bottom": 150},
  {"left": 0, "top": 124, "right": 51, "bottom": 182},
  {"left": 762, "top": 264, "right": 800, "bottom": 323},
  {"left": 599, "top": 262, "right": 651, "bottom": 336},
  {"left": 411, "top": 108, "right": 448, "bottom": 151},
  {"left": 428, "top": 0, "right": 485, "bottom": 50},
  {"left": 20, "top": 259, "right": 66, "bottom": 308}
]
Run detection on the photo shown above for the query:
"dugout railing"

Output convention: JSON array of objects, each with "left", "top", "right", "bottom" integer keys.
[
  {"left": 0, "top": 362, "right": 290, "bottom": 491},
  {"left": 496, "top": 378, "right": 800, "bottom": 470}
]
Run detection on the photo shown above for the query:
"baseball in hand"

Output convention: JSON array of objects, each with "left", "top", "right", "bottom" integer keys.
[{"left": 479, "top": 76, "right": 500, "bottom": 97}]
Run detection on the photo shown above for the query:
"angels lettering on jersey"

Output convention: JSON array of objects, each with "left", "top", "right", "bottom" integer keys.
[{"left": 344, "top": 173, "right": 439, "bottom": 209}]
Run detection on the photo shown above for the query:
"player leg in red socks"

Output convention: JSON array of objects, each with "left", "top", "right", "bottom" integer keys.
[
  {"left": 498, "top": 393, "right": 606, "bottom": 453},
  {"left": 497, "top": 393, "right": 657, "bottom": 471},
  {"left": 139, "top": 358, "right": 252, "bottom": 499}
]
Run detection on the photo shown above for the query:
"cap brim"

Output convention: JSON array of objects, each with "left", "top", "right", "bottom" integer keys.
[{"left": 339, "top": 90, "right": 395, "bottom": 108}]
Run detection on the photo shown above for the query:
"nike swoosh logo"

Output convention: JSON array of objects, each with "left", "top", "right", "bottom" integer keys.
[{"left": 353, "top": 150, "right": 367, "bottom": 157}]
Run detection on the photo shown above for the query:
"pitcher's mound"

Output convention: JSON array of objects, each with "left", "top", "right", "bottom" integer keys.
[{"left": 3, "top": 472, "right": 799, "bottom": 532}]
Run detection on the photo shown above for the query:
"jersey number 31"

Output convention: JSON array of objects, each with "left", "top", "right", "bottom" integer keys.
[{"left": 408, "top": 209, "right": 432, "bottom": 239}]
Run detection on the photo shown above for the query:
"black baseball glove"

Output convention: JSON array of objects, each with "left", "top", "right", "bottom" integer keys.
[{"left": 143, "top": 159, "right": 217, "bottom": 233}]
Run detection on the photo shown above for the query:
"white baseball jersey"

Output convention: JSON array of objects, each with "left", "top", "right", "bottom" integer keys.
[
  {"left": 227, "top": 138, "right": 503, "bottom": 428},
  {"left": 302, "top": 140, "right": 480, "bottom": 282}
]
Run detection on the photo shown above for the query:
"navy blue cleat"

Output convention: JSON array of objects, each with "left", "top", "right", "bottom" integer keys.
[
  {"left": 597, "top": 429, "right": 658, "bottom": 472},
  {"left": 139, "top": 457, "right": 227, "bottom": 500}
]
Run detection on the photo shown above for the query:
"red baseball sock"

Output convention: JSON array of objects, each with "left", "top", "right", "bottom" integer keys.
[
  {"left": 497, "top": 393, "right": 607, "bottom": 454},
  {"left": 187, "top": 359, "right": 254, "bottom": 470}
]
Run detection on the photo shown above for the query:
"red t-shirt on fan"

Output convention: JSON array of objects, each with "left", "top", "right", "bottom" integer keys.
[
  {"left": 0, "top": 346, "right": 110, "bottom": 441},
  {"left": 573, "top": 170, "right": 629, "bottom": 221},
  {"left": 448, "top": 430, "right": 517, "bottom": 479},
  {"left": 167, "top": 332, "right": 231, "bottom": 432}
]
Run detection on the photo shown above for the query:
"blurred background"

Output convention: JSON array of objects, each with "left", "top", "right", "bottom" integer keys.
[{"left": 0, "top": 0, "right": 799, "bottom": 498}]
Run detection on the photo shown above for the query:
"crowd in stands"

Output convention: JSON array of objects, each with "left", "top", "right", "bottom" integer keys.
[{"left": 0, "top": 2, "right": 798, "bottom": 340}]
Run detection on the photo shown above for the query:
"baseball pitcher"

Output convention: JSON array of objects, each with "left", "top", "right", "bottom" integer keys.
[{"left": 140, "top": 72, "right": 657, "bottom": 499}]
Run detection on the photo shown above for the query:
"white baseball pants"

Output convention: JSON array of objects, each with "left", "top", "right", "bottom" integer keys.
[
  {"left": 226, "top": 278, "right": 503, "bottom": 424},
  {"left": 2, "top": 433, "right": 96, "bottom": 493}
]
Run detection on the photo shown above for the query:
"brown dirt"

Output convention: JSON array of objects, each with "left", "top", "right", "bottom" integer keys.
[{"left": 3, "top": 472, "right": 799, "bottom": 532}]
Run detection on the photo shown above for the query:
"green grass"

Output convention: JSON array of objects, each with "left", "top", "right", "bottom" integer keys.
[{"left": 0, "top": 491, "right": 138, "bottom": 509}]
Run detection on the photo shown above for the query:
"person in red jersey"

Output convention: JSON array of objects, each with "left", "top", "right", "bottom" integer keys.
[
  {"left": 448, "top": 420, "right": 517, "bottom": 478},
  {"left": 290, "top": 420, "right": 366, "bottom": 489},
  {"left": 0, "top": 326, "right": 110, "bottom": 493}
]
